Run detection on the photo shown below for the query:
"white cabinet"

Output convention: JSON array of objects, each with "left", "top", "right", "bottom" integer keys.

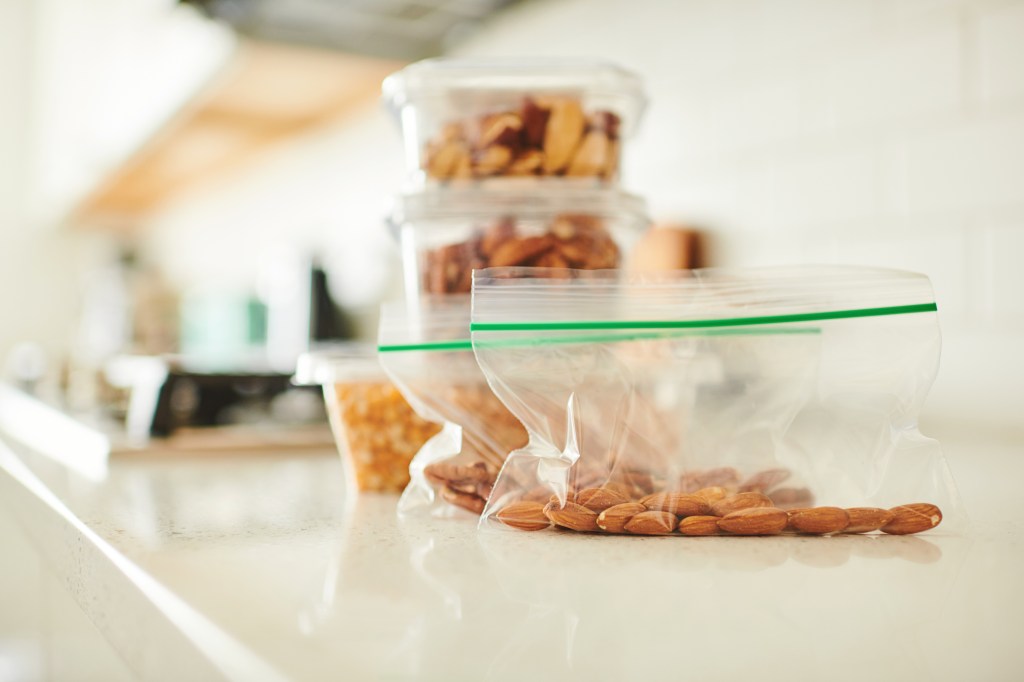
[{"left": 25, "top": 0, "right": 235, "bottom": 227}]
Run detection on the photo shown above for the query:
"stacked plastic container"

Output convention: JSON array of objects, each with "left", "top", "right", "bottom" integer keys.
[
  {"left": 382, "top": 58, "right": 651, "bottom": 299},
  {"left": 372, "top": 59, "right": 652, "bottom": 515}
]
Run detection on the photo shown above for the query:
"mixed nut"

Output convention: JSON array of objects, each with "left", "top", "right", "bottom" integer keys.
[
  {"left": 423, "top": 96, "right": 621, "bottom": 181},
  {"left": 422, "top": 213, "right": 621, "bottom": 294}
]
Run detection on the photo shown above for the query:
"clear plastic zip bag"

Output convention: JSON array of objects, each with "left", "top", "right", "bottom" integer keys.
[
  {"left": 471, "top": 266, "right": 963, "bottom": 537},
  {"left": 379, "top": 296, "right": 528, "bottom": 516}
]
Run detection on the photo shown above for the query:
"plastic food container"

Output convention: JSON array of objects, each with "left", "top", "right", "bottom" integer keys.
[
  {"left": 389, "top": 186, "right": 649, "bottom": 299},
  {"left": 382, "top": 58, "right": 647, "bottom": 185},
  {"left": 294, "top": 345, "right": 441, "bottom": 493}
]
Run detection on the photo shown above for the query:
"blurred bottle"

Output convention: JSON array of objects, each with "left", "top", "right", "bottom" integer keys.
[{"left": 309, "top": 261, "right": 354, "bottom": 343}]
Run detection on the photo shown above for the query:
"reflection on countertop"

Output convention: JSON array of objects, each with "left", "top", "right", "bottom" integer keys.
[{"left": 0, "top": 428, "right": 1020, "bottom": 682}]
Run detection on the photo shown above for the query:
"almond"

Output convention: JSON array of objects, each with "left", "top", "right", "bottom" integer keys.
[
  {"left": 624, "top": 511, "right": 678, "bottom": 535},
  {"left": 425, "top": 141, "right": 469, "bottom": 179},
  {"left": 557, "top": 233, "right": 602, "bottom": 266},
  {"left": 583, "top": 236, "right": 621, "bottom": 269},
  {"left": 596, "top": 502, "right": 646, "bottom": 533},
  {"left": 717, "top": 507, "right": 788, "bottom": 535},
  {"left": 544, "top": 501, "right": 599, "bottom": 532},
  {"left": 882, "top": 503, "right": 942, "bottom": 535},
  {"left": 710, "top": 491, "right": 774, "bottom": 517},
  {"left": 575, "top": 487, "right": 630, "bottom": 512},
  {"left": 566, "top": 131, "right": 610, "bottom": 177},
  {"left": 679, "top": 467, "right": 741, "bottom": 492},
  {"left": 739, "top": 468, "right": 791, "bottom": 493},
  {"left": 507, "top": 149, "right": 544, "bottom": 176},
  {"left": 692, "top": 486, "right": 729, "bottom": 503},
  {"left": 768, "top": 486, "right": 815, "bottom": 509},
  {"left": 542, "top": 98, "right": 585, "bottom": 173},
  {"left": 422, "top": 242, "right": 474, "bottom": 293},
  {"left": 783, "top": 507, "right": 810, "bottom": 529},
  {"left": 424, "top": 459, "right": 494, "bottom": 484},
  {"left": 440, "top": 486, "right": 485, "bottom": 514},
  {"left": 489, "top": 235, "right": 554, "bottom": 267},
  {"left": 640, "top": 492, "right": 710, "bottom": 517},
  {"left": 678, "top": 515, "right": 722, "bottom": 536},
  {"left": 478, "top": 112, "right": 523, "bottom": 149},
  {"left": 448, "top": 480, "right": 481, "bottom": 494},
  {"left": 843, "top": 507, "right": 896, "bottom": 534},
  {"left": 478, "top": 218, "right": 516, "bottom": 257},
  {"left": 787, "top": 507, "right": 850, "bottom": 535},
  {"left": 473, "top": 145, "right": 513, "bottom": 175},
  {"left": 534, "top": 251, "right": 572, "bottom": 269},
  {"left": 496, "top": 501, "right": 550, "bottom": 531}
]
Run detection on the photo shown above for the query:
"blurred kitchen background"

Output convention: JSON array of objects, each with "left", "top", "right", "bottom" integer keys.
[{"left": 1, "top": 0, "right": 1022, "bottom": 436}]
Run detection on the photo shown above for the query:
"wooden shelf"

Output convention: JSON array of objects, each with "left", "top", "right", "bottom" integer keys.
[{"left": 74, "top": 40, "right": 403, "bottom": 227}]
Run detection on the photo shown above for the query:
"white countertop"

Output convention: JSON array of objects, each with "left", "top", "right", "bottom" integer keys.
[{"left": 1, "top": 424, "right": 1022, "bottom": 682}]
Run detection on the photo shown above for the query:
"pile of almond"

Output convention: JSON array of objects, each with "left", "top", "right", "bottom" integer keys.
[
  {"left": 423, "top": 96, "right": 621, "bottom": 181},
  {"left": 494, "top": 469, "right": 943, "bottom": 536},
  {"left": 423, "top": 213, "right": 620, "bottom": 294},
  {"left": 421, "top": 384, "right": 529, "bottom": 512}
]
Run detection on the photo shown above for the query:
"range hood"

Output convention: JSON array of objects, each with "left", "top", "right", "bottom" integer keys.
[
  {"left": 182, "top": 0, "right": 520, "bottom": 61},
  {"left": 72, "top": 0, "right": 520, "bottom": 226},
  {"left": 75, "top": 40, "right": 402, "bottom": 226}
]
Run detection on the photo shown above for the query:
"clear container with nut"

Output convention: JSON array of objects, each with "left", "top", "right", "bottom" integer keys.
[
  {"left": 390, "top": 186, "right": 649, "bottom": 298},
  {"left": 294, "top": 345, "right": 441, "bottom": 493},
  {"left": 382, "top": 58, "right": 646, "bottom": 185}
]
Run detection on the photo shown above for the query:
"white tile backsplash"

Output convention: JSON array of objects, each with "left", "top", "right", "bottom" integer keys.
[
  {"left": 979, "top": 1, "right": 1024, "bottom": 104},
  {"left": 987, "top": 223, "right": 1024, "bottom": 317},
  {"left": 900, "top": 113, "right": 1024, "bottom": 212},
  {"left": 705, "top": 78, "right": 807, "bottom": 156},
  {"left": 143, "top": 0, "right": 1024, "bottom": 429},
  {"left": 824, "top": 18, "right": 963, "bottom": 131},
  {"left": 770, "top": 148, "right": 879, "bottom": 228}
]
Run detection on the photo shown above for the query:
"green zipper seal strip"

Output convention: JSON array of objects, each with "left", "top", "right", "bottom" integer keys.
[
  {"left": 470, "top": 302, "right": 938, "bottom": 332},
  {"left": 379, "top": 303, "right": 936, "bottom": 353},
  {"left": 379, "top": 326, "right": 821, "bottom": 354},
  {"left": 378, "top": 340, "right": 473, "bottom": 353}
]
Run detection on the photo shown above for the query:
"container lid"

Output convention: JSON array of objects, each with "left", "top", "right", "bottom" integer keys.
[
  {"left": 293, "top": 343, "right": 384, "bottom": 385},
  {"left": 378, "top": 296, "right": 472, "bottom": 350},
  {"left": 382, "top": 57, "right": 647, "bottom": 117},
  {"left": 389, "top": 184, "right": 649, "bottom": 227}
]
